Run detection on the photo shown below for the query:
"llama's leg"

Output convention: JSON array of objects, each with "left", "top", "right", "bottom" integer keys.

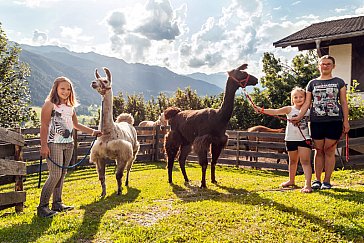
[
  {"left": 96, "top": 160, "right": 106, "bottom": 197},
  {"left": 125, "top": 155, "right": 136, "bottom": 187},
  {"left": 115, "top": 159, "right": 127, "bottom": 195},
  {"left": 211, "top": 145, "right": 224, "bottom": 184},
  {"left": 178, "top": 144, "right": 192, "bottom": 183},
  {"left": 210, "top": 135, "right": 228, "bottom": 184},
  {"left": 197, "top": 151, "right": 209, "bottom": 188},
  {"left": 125, "top": 146, "right": 139, "bottom": 187},
  {"left": 116, "top": 145, "right": 134, "bottom": 194},
  {"left": 165, "top": 131, "right": 181, "bottom": 184}
]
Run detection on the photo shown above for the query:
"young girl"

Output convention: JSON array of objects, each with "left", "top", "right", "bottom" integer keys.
[
  {"left": 38, "top": 76, "right": 102, "bottom": 218},
  {"left": 254, "top": 87, "right": 312, "bottom": 193}
]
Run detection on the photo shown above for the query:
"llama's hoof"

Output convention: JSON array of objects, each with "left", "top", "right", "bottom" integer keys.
[
  {"left": 117, "top": 189, "right": 122, "bottom": 195},
  {"left": 200, "top": 183, "right": 207, "bottom": 189},
  {"left": 100, "top": 193, "right": 106, "bottom": 198},
  {"left": 211, "top": 180, "right": 218, "bottom": 184}
]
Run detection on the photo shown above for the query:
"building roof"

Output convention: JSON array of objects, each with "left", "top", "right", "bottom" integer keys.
[{"left": 273, "top": 15, "right": 364, "bottom": 49}]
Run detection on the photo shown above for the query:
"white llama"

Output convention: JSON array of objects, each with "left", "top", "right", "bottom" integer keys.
[
  {"left": 90, "top": 67, "right": 140, "bottom": 197},
  {"left": 138, "top": 113, "right": 167, "bottom": 128}
]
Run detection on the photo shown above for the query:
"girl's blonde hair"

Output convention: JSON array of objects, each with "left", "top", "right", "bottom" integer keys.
[
  {"left": 46, "top": 76, "right": 79, "bottom": 106},
  {"left": 291, "top": 86, "right": 306, "bottom": 105}
]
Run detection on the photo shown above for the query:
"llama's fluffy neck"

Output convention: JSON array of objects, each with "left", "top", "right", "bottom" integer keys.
[
  {"left": 100, "top": 90, "right": 114, "bottom": 134},
  {"left": 218, "top": 79, "right": 239, "bottom": 122}
]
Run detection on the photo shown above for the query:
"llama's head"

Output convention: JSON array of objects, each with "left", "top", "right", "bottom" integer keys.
[
  {"left": 91, "top": 67, "right": 112, "bottom": 96},
  {"left": 227, "top": 64, "right": 258, "bottom": 88}
]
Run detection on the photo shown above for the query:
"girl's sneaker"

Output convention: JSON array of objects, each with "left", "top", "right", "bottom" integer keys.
[
  {"left": 321, "top": 182, "right": 332, "bottom": 190},
  {"left": 311, "top": 180, "right": 322, "bottom": 190},
  {"left": 37, "top": 205, "right": 58, "bottom": 218}
]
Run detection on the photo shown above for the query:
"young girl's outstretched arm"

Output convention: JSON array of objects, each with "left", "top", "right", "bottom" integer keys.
[
  {"left": 254, "top": 106, "right": 291, "bottom": 116},
  {"left": 72, "top": 111, "right": 102, "bottom": 136}
]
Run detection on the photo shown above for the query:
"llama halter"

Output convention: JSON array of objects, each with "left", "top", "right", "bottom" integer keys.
[{"left": 228, "top": 70, "right": 250, "bottom": 88}]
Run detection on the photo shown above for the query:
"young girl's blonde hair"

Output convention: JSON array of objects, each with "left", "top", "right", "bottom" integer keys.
[
  {"left": 291, "top": 86, "right": 306, "bottom": 105},
  {"left": 46, "top": 76, "right": 79, "bottom": 106}
]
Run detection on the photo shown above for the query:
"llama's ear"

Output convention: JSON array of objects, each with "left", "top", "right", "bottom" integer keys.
[
  {"left": 104, "top": 67, "right": 112, "bottom": 82},
  {"left": 237, "top": 64, "right": 248, "bottom": 70},
  {"left": 95, "top": 69, "right": 101, "bottom": 79}
]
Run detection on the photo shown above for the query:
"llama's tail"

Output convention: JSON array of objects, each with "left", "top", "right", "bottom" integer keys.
[
  {"left": 164, "top": 107, "right": 181, "bottom": 120},
  {"left": 116, "top": 113, "right": 134, "bottom": 125}
]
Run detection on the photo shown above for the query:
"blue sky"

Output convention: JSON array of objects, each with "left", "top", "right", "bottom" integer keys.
[{"left": 1, "top": 0, "right": 364, "bottom": 77}]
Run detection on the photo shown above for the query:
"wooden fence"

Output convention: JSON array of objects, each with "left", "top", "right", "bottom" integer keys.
[
  {"left": 1, "top": 118, "right": 364, "bottom": 187},
  {"left": 19, "top": 126, "right": 168, "bottom": 175},
  {"left": 0, "top": 127, "right": 26, "bottom": 212}
]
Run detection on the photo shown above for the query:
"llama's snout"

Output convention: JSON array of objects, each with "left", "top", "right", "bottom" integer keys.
[{"left": 91, "top": 81, "right": 98, "bottom": 89}]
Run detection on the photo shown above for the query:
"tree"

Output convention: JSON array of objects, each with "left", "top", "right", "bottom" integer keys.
[
  {"left": 124, "top": 93, "right": 146, "bottom": 125},
  {"left": 248, "top": 51, "right": 320, "bottom": 128},
  {"left": 0, "top": 23, "right": 38, "bottom": 128},
  {"left": 347, "top": 79, "right": 364, "bottom": 120},
  {"left": 170, "top": 86, "right": 202, "bottom": 110}
]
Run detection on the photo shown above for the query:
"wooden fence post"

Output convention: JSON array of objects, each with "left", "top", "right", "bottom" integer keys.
[
  {"left": 14, "top": 128, "right": 24, "bottom": 213},
  {"left": 72, "top": 130, "right": 78, "bottom": 166},
  {"left": 236, "top": 131, "right": 240, "bottom": 167},
  {"left": 153, "top": 126, "right": 160, "bottom": 161}
]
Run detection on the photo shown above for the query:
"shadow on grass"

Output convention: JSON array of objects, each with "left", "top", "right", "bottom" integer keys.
[
  {"left": 171, "top": 181, "right": 363, "bottom": 242},
  {"left": 319, "top": 187, "right": 364, "bottom": 204},
  {"left": 64, "top": 187, "right": 140, "bottom": 243},
  {"left": 0, "top": 214, "right": 53, "bottom": 243}
]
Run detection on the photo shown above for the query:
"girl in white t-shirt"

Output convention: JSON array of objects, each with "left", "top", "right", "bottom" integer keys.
[
  {"left": 254, "top": 87, "right": 312, "bottom": 193},
  {"left": 38, "top": 76, "right": 102, "bottom": 217}
]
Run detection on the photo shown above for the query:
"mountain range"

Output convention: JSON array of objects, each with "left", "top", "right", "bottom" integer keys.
[{"left": 19, "top": 44, "right": 226, "bottom": 107}]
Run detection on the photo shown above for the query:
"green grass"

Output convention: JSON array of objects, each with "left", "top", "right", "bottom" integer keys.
[{"left": 1, "top": 162, "right": 364, "bottom": 242}]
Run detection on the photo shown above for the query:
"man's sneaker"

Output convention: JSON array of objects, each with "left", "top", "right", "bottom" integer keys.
[
  {"left": 312, "top": 180, "right": 322, "bottom": 190},
  {"left": 52, "top": 202, "right": 74, "bottom": 212},
  {"left": 37, "top": 205, "right": 58, "bottom": 218},
  {"left": 321, "top": 182, "right": 332, "bottom": 190}
]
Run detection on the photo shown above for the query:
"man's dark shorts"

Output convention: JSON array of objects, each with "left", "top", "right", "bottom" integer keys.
[
  {"left": 310, "top": 121, "right": 343, "bottom": 140},
  {"left": 285, "top": 140, "right": 312, "bottom": 151}
]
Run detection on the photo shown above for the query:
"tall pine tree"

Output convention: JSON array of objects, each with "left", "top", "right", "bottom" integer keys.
[{"left": 0, "top": 23, "right": 37, "bottom": 128}]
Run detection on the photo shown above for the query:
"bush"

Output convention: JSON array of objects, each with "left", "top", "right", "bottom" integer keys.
[{"left": 347, "top": 80, "right": 364, "bottom": 120}]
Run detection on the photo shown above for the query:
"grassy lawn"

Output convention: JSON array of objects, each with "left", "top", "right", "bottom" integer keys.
[{"left": 1, "top": 162, "right": 364, "bottom": 242}]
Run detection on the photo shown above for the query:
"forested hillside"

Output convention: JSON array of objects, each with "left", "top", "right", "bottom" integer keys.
[{"left": 19, "top": 44, "right": 223, "bottom": 107}]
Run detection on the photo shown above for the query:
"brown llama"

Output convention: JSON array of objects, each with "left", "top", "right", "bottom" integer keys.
[
  {"left": 164, "top": 64, "right": 258, "bottom": 188},
  {"left": 246, "top": 125, "right": 285, "bottom": 163}
]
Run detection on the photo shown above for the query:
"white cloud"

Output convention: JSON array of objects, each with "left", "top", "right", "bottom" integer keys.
[
  {"left": 32, "top": 30, "right": 48, "bottom": 44},
  {"left": 107, "top": 11, "right": 126, "bottom": 35},
  {"left": 135, "top": 0, "right": 181, "bottom": 40},
  {"left": 355, "top": 6, "right": 364, "bottom": 14},
  {"left": 60, "top": 26, "right": 94, "bottom": 43},
  {"left": 14, "top": 0, "right": 59, "bottom": 8},
  {"left": 335, "top": 8, "right": 346, "bottom": 13}
]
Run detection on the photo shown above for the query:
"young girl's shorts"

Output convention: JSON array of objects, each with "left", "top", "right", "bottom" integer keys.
[{"left": 285, "top": 140, "right": 312, "bottom": 151}]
